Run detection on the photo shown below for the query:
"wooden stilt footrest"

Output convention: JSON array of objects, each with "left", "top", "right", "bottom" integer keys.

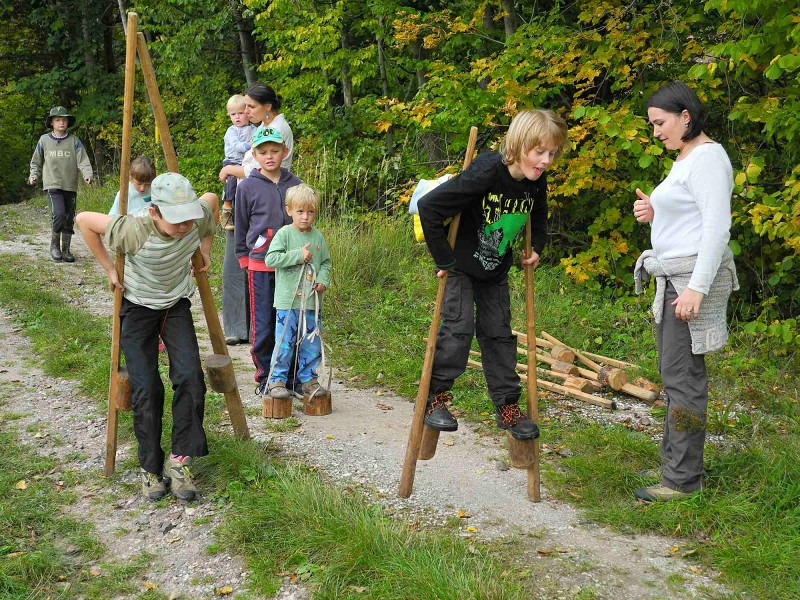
[
  {"left": 418, "top": 425, "right": 440, "bottom": 460},
  {"left": 262, "top": 396, "right": 292, "bottom": 419},
  {"left": 303, "top": 392, "right": 332, "bottom": 416},
  {"left": 508, "top": 432, "right": 537, "bottom": 468},
  {"left": 115, "top": 366, "right": 132, "bottom": 411},
  {"left": 204, "top": 354, "right": 237, "bottom": 393}
]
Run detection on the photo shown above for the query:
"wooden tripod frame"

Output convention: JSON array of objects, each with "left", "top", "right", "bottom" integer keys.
[{"left": 104, "top": 13, "right": 249, "bottom": 476}]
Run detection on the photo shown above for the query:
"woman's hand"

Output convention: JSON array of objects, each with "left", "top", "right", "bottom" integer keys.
[
  {"left": 633, "top": 188, "right": 654, "bottom": 223},
  {"left": 218, "top": 165, "right": 233, "bottom": 183},
  {"left": 672, "top": 288, "right": 704, "bottom": 322}
]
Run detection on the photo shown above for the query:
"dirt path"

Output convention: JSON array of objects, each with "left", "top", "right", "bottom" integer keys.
[{"left": 0, "top": 202, "right": 733, "bottom": 599}]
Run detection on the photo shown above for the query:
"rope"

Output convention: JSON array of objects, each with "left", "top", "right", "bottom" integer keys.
[{"left": 266, "top": 259, "right": 329, "bottom": 398}]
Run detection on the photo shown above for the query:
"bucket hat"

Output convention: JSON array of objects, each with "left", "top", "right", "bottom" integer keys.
[
  {"left": 46, "top": 106, "right": 76, "bottom": 128},
  {"left": 150, "top": 173, "right": 204, "bottom": 224}
]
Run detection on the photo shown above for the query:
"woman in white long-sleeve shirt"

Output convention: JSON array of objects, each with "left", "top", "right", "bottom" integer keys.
[
  {"left": 632, "top": 81, "right": 738, "bottom": 503},
  {"left": 216, "top": 83, "right": 295, "bottom": 346}
]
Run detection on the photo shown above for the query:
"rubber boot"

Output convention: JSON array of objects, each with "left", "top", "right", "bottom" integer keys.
[
  {"left": 50, "top": 232, "right": 62, "bottom": 261},
  {"left": 61, "top": 233, "right": 75, "bottom": 263}
]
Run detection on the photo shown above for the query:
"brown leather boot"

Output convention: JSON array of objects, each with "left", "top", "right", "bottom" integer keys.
[
  {"left": 61, "top": 233, "right": 74, "bottom": 262},
  {"left": 50, "top": 232, "right": 62, "bottom": 261}
]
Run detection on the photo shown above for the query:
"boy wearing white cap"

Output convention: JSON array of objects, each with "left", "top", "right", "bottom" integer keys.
[{"left": 76, "top": 173, "right": 219, "bottom": 502}]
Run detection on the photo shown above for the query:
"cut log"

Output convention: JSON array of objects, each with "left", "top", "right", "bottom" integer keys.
[
  {"left": 508, "top": 433, "right": 537, "bottom": 468},
  {"left": 549, "top": 344, "right": 576, "bottom": 363},
  {"left": 583, "top": 351, "right": 639, "bottom": 369},
  {"left": 634, "top": 376, "right": 661, "bottom": 393},
  {"left": 597, "top": 365, "right": 629, "bottom": 390},
  {"left": 535, "top": 351, "right": 580, "bottom": 375},
  {"left": 418, "top": 425, "right": 440, "bottom": 460},
  {"left": 577, "top": 365, "right": 659, "bottom": 402},
  {"left": 303, "top": 391, "right": 332, "bottom": 416},
  {"left": 540, "top": 331, "right": 603, "bottom": 373},
  {"left": 562, "top": 375, "right": 593, "bottom": 393},
  {"left": 512, "top": 329, "right": 553, "bottom": 349},
  {"left": 524, "top": 373, "right": 616, "bottom": 409},
  {"left": 262, "top": 396, "right": 292, "bottom": 418}
]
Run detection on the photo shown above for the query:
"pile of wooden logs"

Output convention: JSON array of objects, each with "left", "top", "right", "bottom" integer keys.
[{"left": 467, "top": 330, "right": 662, "bottom": 410}]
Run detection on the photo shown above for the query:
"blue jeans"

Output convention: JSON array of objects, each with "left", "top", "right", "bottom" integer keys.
[{"left": 268, "top": 309, "right": 322, "bottom": 384}]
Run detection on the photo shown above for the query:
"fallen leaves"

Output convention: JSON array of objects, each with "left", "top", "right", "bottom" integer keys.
[
  {"left": 14, "top": 480, "right": 27, "bottom": 490},
  {"left": 215, "top": 585, "right": 233, "bottom": 595}
]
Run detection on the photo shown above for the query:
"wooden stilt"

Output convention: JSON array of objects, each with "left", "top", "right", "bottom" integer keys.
[
  {"left": 115, "top": 366, "right": 132, "bottom": 411},
  {"left": 523, "top": 218, "right": 541, "bottom": 502},
  {"left": 303, "top": 392, "right": 332, "bottom": 416},
  {"left": 418, "top": 426, "right": 440, "bottom": 460},
  {"left": 262, "top": 397, "right": 292, "bottom": 419},
  {"left": 398, "top": 126, "right": 478, "bottom": 498},
  {"left": 137, "top": 32, "right": 249, "bottom": 441},
  {"left": 204, "top": 354, "right": 237, "bottom": 393},
  {"left": 508, "top": 433, "right": 537, "bottom": 468},
  {"left": 104, "top": 12, "right": 138, "bottom": 477}
]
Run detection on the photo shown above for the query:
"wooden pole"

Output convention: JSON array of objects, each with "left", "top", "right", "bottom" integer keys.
[
  {"left": 398, "top": 126, "right": 478, "bottom": 498},
  {"left": 523, "top": 218, "right": 541, "bottom": 501},
  {"left": 136, "top": 33, "right": 250, "bottom": 440},
  {"left": 104, "top": 12, "right": 138, "bottom": 477}
]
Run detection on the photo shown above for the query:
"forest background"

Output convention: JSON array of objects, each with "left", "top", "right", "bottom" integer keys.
[{"left": 1, "top": 0, "right": 797, "bottom": 348}]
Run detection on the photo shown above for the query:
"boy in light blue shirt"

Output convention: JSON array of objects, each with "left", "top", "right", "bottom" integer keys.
[{"left": 109, "top": 156, "right": 156, "bottom": 216}]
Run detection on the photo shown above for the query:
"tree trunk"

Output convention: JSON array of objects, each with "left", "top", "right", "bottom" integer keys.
[
  {"left": 81, "top": 0, "right": 96, "bottom": 67},
  {"left": 341, "top": 29, "right": 353, "bottom": 107},
  {"left": 232, "top": 1, "right": 257, "bottom": 87},
  {"left": 500, "top": 0, "right": 518, "bottom": 36},
  {"left": 102, "top": 4, "right": 117, "bottom": 73},
  {"left": 377, "top": 14, "right": 393, "bottom": 154}
]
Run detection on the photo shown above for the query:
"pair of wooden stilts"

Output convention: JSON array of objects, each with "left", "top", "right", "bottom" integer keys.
[
  {"left": 398, "top": 127, "right": 542, "bottom": 502},
  {"left": 104, "top": 13, "right": 249, "bottom": 476}
]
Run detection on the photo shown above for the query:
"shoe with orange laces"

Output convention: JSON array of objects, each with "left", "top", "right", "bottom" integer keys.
[
  {"left": 423, "top": 391, "right": 458, "bottom": 432},
  {"left": 495, "top": 402, "right": 539, "bottom": 440}
]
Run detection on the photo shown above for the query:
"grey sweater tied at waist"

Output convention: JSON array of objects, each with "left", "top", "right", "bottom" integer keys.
[{"left": 634, "top": 248, "right": 739, "bottom": 355}]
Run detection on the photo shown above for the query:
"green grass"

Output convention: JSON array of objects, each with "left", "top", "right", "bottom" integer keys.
[
  {"left": 204, "top": 435, "right": 530, "bottom": 599},
  {"left": 0, "top": 204, "right": 543, "bottom": 598},
  {"left": 319, "top": 211, "right": 800, "bottom": 599}
]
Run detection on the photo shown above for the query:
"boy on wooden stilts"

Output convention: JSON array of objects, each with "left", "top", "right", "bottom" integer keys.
[
  {"left": 417, "top": 110, "right": 569, "bottom": 439},
  {"left": 77, "top": 173, "right": 218, "bottom": 501}
]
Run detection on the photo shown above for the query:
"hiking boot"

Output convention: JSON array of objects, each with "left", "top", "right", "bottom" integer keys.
[
  {"left": 50, "top": 232, "right": 62, "bottom": 261},
  {"left": 495, "top": 402, "right": 539, "bottom": 440},
  {"left": 301, "top": 379, "right": 328, "bottom": 397},
  {"left": 255, "top": 381, "right": 268, "bottom": 396},
  {"left": 423, "top": 391, "right": 458, "bottom": 432},
  {"left": 61, "top": 233, "right": 74, "bottom": 262},
  {"left": 141, "top": 469, "right": 167, "bottom": 501},
  {"left": 635, "top": 484, "right": 696, "bottom": 503},
  {"left": 225, "top": 336, "right": 240, "bottom": 346},
  {"left": 221, "top": 206, "right": 234, "bottom": 231},
  {"left": 268, "top": 381, "right": 292, "bottom": 399},
  {"left": 163, "top": 457, "right": 196, "bottom": 501}
]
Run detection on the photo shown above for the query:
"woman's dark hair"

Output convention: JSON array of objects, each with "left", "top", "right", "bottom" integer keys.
[
  {"left": 245, "top": 83, "right": 282, "bottom": 112},
  {"left": 646, "top": 81, "right": 705, "bottom": 141}
]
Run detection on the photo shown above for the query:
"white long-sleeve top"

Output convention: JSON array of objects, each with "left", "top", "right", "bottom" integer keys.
[{"left": 649, "top": 142, "right": 733, "bottom": 295}]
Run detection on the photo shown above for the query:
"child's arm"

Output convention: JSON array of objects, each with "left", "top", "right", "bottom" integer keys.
[
  {"left": 75, "top": 139, "right": 93, "bottom": 184},
  {"left": 29, "top": 141, "right": 43, "bottom": 185},
  {"left": 418, "top": 160, "right": 493, "bottom": 272},
  {"left": 264, "top": 228, "right": 305, "bottom": 269},
  {"left": 195, "top": 193, "right": 219, "bottom": 273},
  {"left": 224, "top": 127, "right": 251, "bottom": 158},
  {"left": 75, "top": 212, "right": 121, "bottom": 291},
  {"left": 313, "top": 235, "right": 332, "bottom": 292}
]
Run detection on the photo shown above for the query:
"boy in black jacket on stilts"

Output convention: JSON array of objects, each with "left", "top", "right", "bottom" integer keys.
[{"left": 417, "top": 109, "right": 569, "bottom": 440}]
